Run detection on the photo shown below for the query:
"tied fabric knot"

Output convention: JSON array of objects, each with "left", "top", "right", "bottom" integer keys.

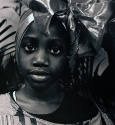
[
  {"left": 18, "top": 0, "right": 112, "bottom": 86},
  {"left": 20, "top": 0, "right": 112, "bottom": 56}
]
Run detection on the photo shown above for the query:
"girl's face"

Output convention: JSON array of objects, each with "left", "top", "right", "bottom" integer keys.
[{"left": 17, "top": 22, "right": 69, "bottom": 90}]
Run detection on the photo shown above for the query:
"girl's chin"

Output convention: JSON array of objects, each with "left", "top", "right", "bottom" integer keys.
[
  {"left": 25, "top": 75, "right": 59, "bottom": 90},
  {"left": 28, "top": 81, "right": 51, "bottom": 91},
  {"left": 26, "top": 77, "right": 53, "bottom": 90}
]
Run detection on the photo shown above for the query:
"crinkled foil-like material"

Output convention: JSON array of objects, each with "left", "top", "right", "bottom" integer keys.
[
  {"left": 0, "top": 0, "right": 113, "bottom": 77},
  {"left": 73, "top": 0, "right": 112, "bottom": 51},
  {"left": 21, "top": 0, "right": 112, "bottom": 56}
]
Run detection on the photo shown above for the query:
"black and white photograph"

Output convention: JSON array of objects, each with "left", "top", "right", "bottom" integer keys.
[{"left": 0, "top": 0, "right": 115, "bottom": 124}]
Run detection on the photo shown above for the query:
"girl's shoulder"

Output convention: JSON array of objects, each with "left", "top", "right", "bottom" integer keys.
[{"left": 0, "top": 93, "right": 15, "bottom": 115}]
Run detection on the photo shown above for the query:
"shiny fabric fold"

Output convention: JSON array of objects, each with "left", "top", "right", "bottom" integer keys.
[
  {"left": 14, "top": 0, "right": 113, "bottom": 82},
  {"left": 20, "top": 0, "right": 112, "bottom": 56}
]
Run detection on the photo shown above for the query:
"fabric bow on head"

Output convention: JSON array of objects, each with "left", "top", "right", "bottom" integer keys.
[
  {"left": 0, "top": 0, "right": 112, "bottom": 90},
  {"left": 18, "top": 0, "right": 112, "bottom": 81},
  {"left": 19, "top": 0, "right": 112, "bottom": 78},
  {"left": 21, "top": 0, "right": 112, "bottom": 56}
]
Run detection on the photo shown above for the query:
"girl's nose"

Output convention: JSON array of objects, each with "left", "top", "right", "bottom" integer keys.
[{"left": 32, "top": 49, "right": 49, "bottom": 67}]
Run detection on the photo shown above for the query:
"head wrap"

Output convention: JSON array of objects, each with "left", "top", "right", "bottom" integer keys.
[
  {"left": 16, "top": 0, "right": 112, "bottom": 79},
  {"left": 16, "top": 9, "right": 34, "bottom": 56},
  {"left": 20, "top": 0, "right": 112, "bottom": 55},
  {"left": 0, "top": 0, "right": 113, "bottom": 66},
  {"left": 0, "top": 0, "right": 113, "bottom": 90}
]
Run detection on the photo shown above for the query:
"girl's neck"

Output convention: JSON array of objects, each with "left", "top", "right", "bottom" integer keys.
[
  {"left": 15, "top": 82, "right": 65, "bottom": 115},
  {"left": 16, "top": 81, "right": 64, "bottom": 103}
]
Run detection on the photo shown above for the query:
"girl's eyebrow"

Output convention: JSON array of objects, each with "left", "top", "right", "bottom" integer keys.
[
  {"left": 22, "top": 36, "right": 38, "bottom": 43},
  {"left": 22, "top": 36, "right": 64, "bottom": 46},
  {"left": 22, "top": 36, "right": 38, "bottom": 45}
]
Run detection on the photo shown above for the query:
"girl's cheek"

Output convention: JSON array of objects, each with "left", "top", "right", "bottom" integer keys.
[{"left": 50, "top": 57, "right": 67, "bottom": 72}]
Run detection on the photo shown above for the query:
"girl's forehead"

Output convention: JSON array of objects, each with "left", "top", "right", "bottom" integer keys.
[
  {"left": 24, "top": 21, "right": 68, "bottom": 39},
  {"left": 20, "top": 21, "right": 69, "bottom": 49}
]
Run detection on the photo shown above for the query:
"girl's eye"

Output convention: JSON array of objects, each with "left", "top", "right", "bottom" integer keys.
[
  {"left": 50, "top": 46, "right": 62, "bottom": 56},
  {"left": 24, "top": 42, "right": 37, "bottom": 53}
]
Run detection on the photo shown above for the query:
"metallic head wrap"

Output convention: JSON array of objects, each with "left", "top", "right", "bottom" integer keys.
[
  {"left": 16, "top": 9, "right": 34, "bottom": 57},
  {"left": 15, "top": 0, "right": 113, "bottom": 82},
  {"left": 20, "top": 0, "right": 112, "bottom": 55},
  {"left": 0, "top": 0, "right": 113, "bottom": 62},
  {"left": 0, "top": 0, "right": 113, "bottom": 91}
]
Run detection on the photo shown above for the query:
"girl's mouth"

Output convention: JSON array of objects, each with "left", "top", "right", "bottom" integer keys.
[
  {"left": 29, "top": 70, "right": 50, "bottom": 82},
  {"left": 30, "top": 74, "right": 50, "bottom": 82}
]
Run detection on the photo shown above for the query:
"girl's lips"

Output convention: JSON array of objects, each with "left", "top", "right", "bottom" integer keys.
[
  {"left": 30, "top": 69, "right": 50, "bottom": 75},
  {"left": 29, "top": 70, "right": 50, "bottom": 82},
  {"left": 30, "top": 74, "right": 50, "bottom": 82}
]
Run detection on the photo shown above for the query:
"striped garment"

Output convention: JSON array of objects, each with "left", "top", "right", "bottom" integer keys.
[{"left": 0, "top": 93, "right": 113, "bottom": 125}]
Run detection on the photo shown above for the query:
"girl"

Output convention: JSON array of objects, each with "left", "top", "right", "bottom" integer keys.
[{"left": 0, "top": 0, "right": 113, "bottom": 124}]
